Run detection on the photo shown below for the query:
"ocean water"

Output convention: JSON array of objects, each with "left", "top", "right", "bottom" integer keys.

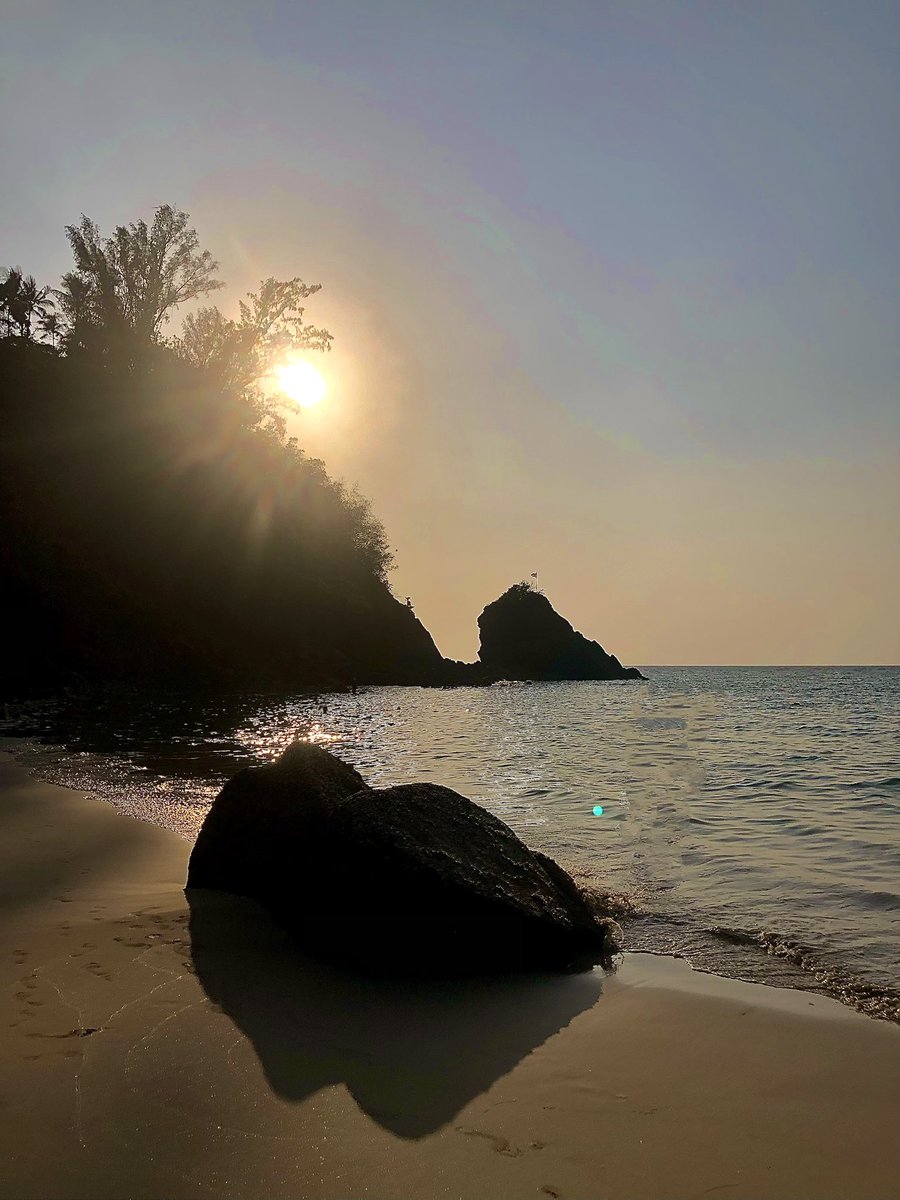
[{"left": 7, "top": 667, "right": 899, "bottom": 1021}]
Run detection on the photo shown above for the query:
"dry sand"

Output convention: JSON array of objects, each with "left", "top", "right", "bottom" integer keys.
[{"left": 1, "top": 749, "right": 898, "bottom": 1200}]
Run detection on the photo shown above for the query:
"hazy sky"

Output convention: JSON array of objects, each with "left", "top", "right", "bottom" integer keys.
[{"left": 3, "top": 1, "right": 898, "bottom": 663}]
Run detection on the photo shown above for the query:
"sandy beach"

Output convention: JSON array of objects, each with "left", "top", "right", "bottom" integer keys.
[{"left": 2, "top": 748, "right": 898, "bottom": 1200}]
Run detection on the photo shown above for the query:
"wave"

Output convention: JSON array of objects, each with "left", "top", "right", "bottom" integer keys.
[
  {"left": 708, "top": 925, "right": 900, "bottom": 1024},
  {"left": 824, "top": 885, "right": 900, "bottom": 912}
]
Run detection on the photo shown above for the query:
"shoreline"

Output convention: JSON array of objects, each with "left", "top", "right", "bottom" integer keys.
[
  {"left": 2, "top": 750, "right": 899, "bottom": 1199},
  {"left": 8, "top": 721, "right": 899, "bottom": 1026}
]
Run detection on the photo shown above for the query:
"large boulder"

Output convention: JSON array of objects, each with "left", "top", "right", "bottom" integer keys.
[
  {"left": 478, "top": 583, "right": 645, "bottom": 680},
  {"left": 187, "top": 742, "right": 621, "bottom": 976},
  {"left": 187, "top": 741, "right": 366, "bottom": 896}
]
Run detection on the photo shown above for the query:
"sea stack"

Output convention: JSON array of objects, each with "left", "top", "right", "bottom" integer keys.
[{"left": 477, "top": 582, "right": 644, "bottom": 681}]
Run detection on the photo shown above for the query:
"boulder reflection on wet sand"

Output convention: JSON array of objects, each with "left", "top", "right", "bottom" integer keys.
[{"left": 186, "top": 889, "right": 605, "bottom": 1139}]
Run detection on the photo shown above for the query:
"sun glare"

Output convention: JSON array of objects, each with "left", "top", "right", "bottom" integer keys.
[{"left": 277, "top": 360, "right": 327, "bottom": 409}]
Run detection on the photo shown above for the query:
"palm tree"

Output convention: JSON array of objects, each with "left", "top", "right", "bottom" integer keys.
[
  {"left": 53, "top": 273, "right": 96, "bottom": 351},
  {"left": 38, "top": 310, "right": 61, "bottom": 350},
  {"left": 0, "top": 268, "right": 53, "bottom": 340},
  {"left": 18, "top": 276, "right": 53, "bottom": 340}
]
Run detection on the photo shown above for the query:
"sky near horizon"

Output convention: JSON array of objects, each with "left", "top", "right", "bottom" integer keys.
[{"left": 3, "top": 1, "right": 898, "bottom": 664}]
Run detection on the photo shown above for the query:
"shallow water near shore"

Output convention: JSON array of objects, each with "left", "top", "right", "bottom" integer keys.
[{"left": 6, "top": 666, "right": 899, "bottom": 1021}]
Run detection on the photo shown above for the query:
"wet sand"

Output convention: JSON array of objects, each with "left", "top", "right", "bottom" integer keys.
[{"left": 1, "top": 749, "right": 898, "bottom": 1200}]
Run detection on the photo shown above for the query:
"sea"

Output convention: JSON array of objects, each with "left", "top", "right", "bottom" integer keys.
[{"left": 5, "top": 666, "right": 899, "bottom": 1021}]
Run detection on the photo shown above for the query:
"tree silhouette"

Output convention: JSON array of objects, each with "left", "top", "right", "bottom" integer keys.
[
  {"left": 0, "top": 268, "right": 21, "bottom": 337},
  {"left": 53, "top": 273, "right": 95, "bottom": 351},
  {"left": 37, "top": 311, "right": 61, "bottom": 349},
  {"left": 61, "top": 205, "right": 223, "bottom": 350},
  {"left": 0, "top": 267, "right": 54, "bottom": 341},
  {"left": 177, "top": 276, "right": 333, "bottom": 434}
]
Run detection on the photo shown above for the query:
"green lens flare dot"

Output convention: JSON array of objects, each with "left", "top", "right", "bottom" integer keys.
[{"left": 592, "top": 805, "right": 604, "bottom": 816}]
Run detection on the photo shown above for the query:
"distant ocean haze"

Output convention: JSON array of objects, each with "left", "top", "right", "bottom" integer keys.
[{"left": 10, "top": 666, "right": 900, "bottom": 1022}]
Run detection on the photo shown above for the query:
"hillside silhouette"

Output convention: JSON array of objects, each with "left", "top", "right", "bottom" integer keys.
[{"left": 0, "top": 207, "right": 443, "bottom": 693}]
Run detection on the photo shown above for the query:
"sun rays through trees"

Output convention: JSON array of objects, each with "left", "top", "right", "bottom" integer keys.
[{"left": 0, "top": 206, "right": 433, "bottom": 693}]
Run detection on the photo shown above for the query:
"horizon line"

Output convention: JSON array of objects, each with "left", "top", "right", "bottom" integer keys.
[{"left": 632, "top": 663, "right": 899, "bottom": 669}]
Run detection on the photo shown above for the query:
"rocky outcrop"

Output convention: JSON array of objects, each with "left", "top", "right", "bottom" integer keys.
[
  {"left": 476, "top": 583, "right": 644, "bottom": 681},
  {"left": 187, "top": 741, "right": 621, "bottom": 976}
]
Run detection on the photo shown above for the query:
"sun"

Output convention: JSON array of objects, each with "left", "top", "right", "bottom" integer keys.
[{"left": 276, "top": 359, "right": 327, "bottom": 409}]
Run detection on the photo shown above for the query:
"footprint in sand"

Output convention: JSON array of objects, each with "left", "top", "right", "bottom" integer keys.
[
  {"left": 456, "top": 1127, "right": 528, "bottom": 1158},
  {"left": 83, "top": 962, "right": 112, "bottom": 980},
  {"left": 23, "top": 1049, "right": 81, "bottom": 1061},
  {"left": 27, "top": 1027, "right": 99, "bottom": 1040}
]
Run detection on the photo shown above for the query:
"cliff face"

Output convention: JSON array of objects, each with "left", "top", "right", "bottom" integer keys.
[
  {"left": 476, "top": 585, "right": 644, "bottom": 681},
  {"left": 314, "top": 581, "right": 446, "bottom": 685}
]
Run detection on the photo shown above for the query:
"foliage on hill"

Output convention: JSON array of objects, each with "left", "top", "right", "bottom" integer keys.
[{"left": 0, "top": 207, "right": 443, "bottom": 693}]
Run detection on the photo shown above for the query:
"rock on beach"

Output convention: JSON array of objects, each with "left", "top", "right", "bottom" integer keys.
[{"left": 187, "top": 741, "right": 620, "bottom": 975}]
